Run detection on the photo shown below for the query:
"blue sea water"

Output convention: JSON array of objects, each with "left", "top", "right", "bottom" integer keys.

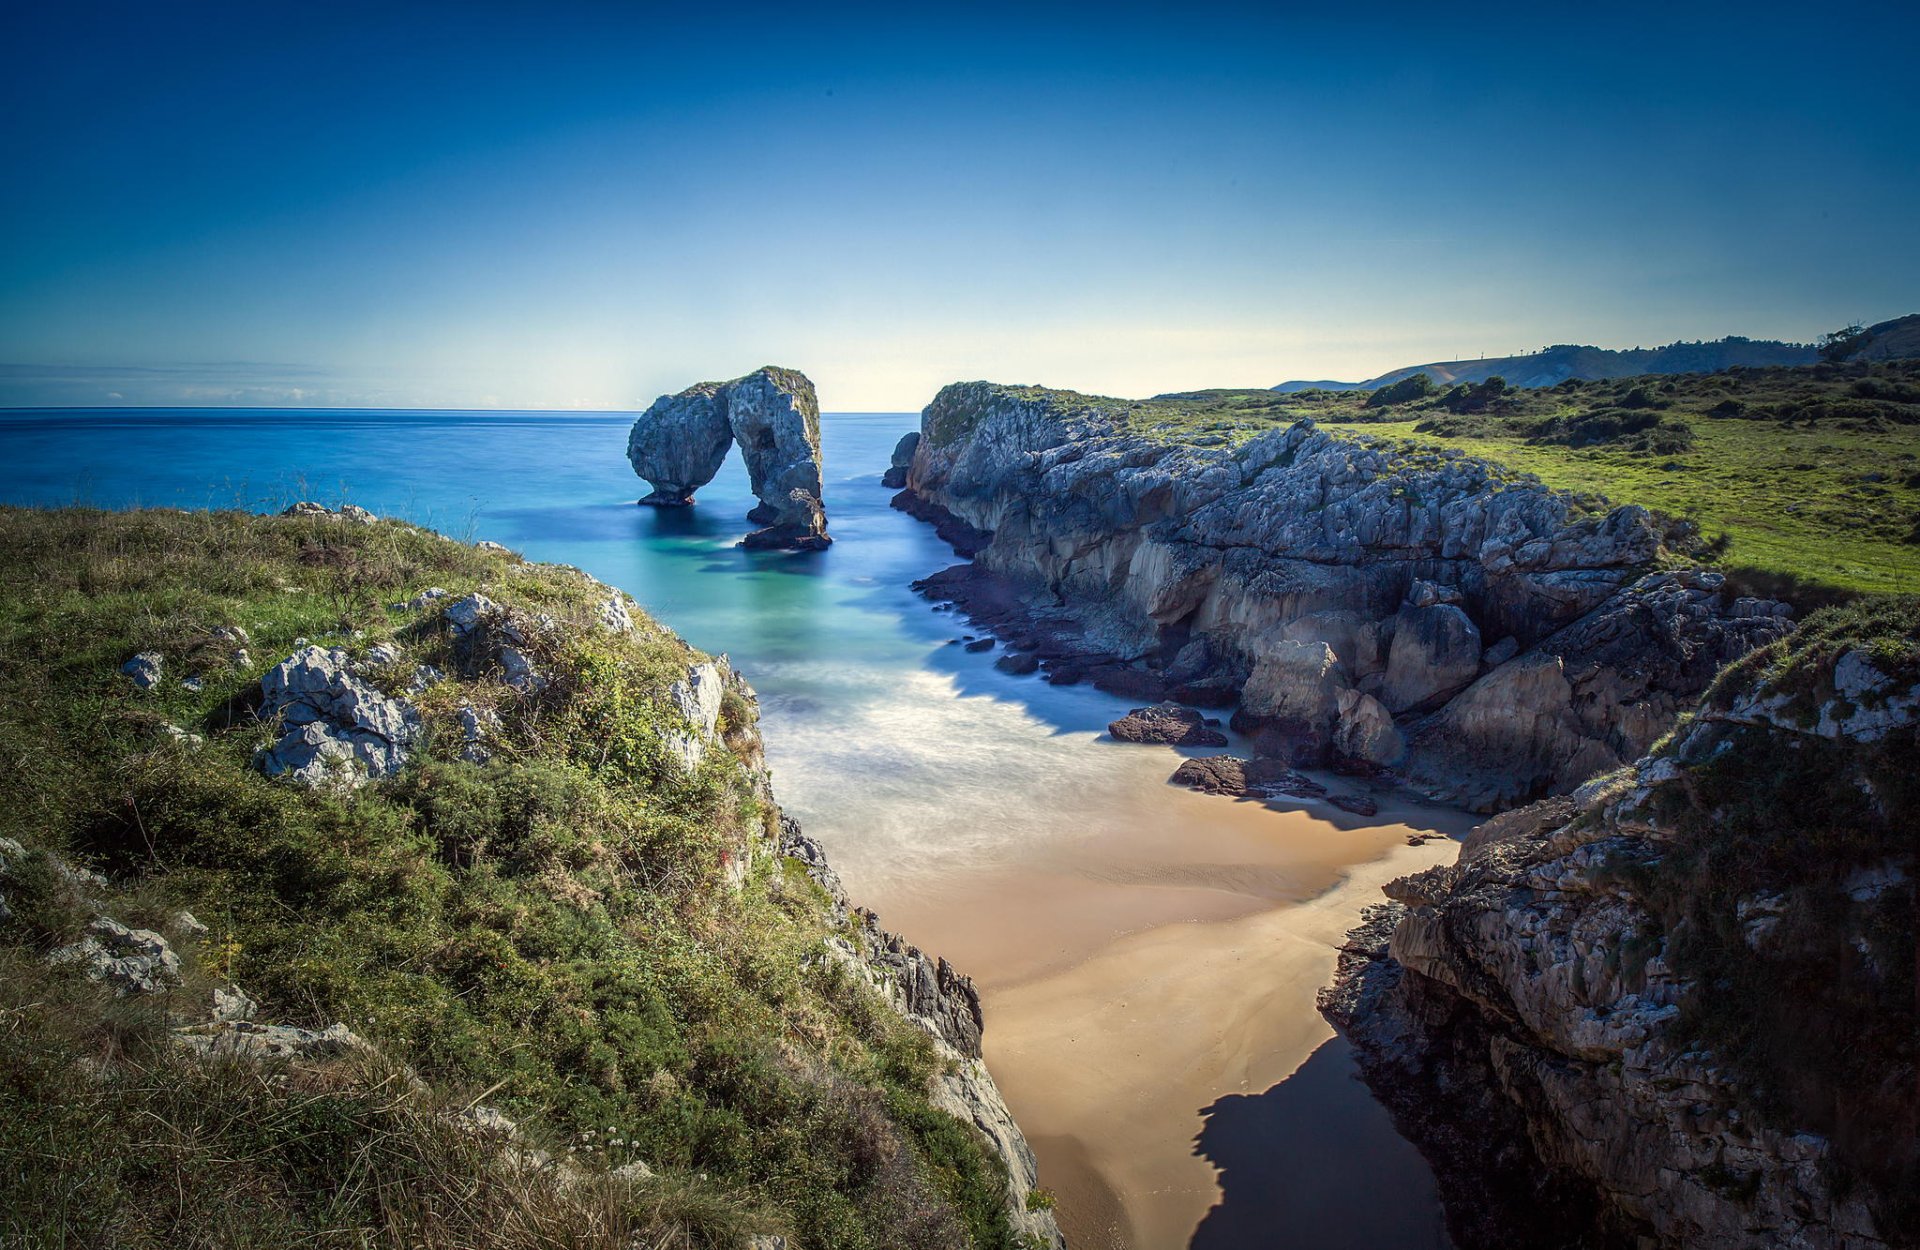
[{"left": 0, "top": 406, "right": 1452, "bottom": 1250}]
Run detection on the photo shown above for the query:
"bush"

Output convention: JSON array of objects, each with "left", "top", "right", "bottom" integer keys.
[{"left": 1364, "top": 372, "right": 1436, "bottom": 408}]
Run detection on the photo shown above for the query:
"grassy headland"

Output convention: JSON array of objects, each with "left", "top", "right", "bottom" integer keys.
[
  {"left": 0, "top": 507, "right": 1030, "bottom": 1250},
  {"left": 1027, "top": 357, "right": 1920, "bottom": 599}
]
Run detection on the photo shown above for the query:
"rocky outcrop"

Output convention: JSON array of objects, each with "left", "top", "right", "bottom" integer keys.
[
  {"left": 255, "top": 645, "right": 421, "bottom": 788},
  {"left": 882, "top": 430, "right": 920, "bottom": 489},
  {"left": 899, "top": 383, "right": 1793, "bottom": 810},
  {"left": 49, "top": 917, "right": 182, "bottom": 995},
  {"left": 627, "top": 366, "right": 830, "bottom": 550},
  {"left": 1107, "top": 702, "right": 1227, "bottom": 745},
  {"left": 1321, "top": 614, "right": 1920, "bottom": 1248}
]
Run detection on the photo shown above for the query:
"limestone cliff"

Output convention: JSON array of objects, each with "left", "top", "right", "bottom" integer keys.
[
  {"left": 898, "top": 382, "right": 1791, "bottom": 811},
  {"left": 628, "top": 366, "right": 830, "bottom": 550},
  {"left": 1321, "top": 600, "right": 1919, "bottom": 1248}
]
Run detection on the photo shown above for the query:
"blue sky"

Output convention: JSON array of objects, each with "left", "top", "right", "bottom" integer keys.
[{"left": 3, "top": 1, "right": 1916, "bottom": 410}]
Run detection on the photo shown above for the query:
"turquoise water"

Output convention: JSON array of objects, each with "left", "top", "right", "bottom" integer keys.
[{"left": 0, "top": 406, "right": 1452, "bottom": 1250}]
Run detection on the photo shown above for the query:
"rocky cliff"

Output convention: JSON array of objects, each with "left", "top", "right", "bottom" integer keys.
[
  {"left": 897, "top": 382, "right": 1792, "bottom": 810},
  {"left": 1321, "top": 599, "right": 1919, "bottom": 1248},
  {"left": 628, "top": 366, "right": 831, "bottom": 550}
]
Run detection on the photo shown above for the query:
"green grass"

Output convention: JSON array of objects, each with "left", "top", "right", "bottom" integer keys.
[
  {"left": 0, "top": 506, "right": 1027, "bottom": 1250},
  {"left": 1044, "top": 359, "right": 1920, "bottom": 599}
]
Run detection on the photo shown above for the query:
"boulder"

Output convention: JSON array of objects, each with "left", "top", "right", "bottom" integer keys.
[
  {"left": 882, "top": 430, "right": 921, "bottom": 489},
  {"left": 1378, "top": 603, "right": 1482, "bottom": 714},
  {"left": 256, "top": 646, "right": 420, "bottom": 788},
  {"left": 1169, "top": 755, "right": 1319, "bottom": 798},
  {"left": 1235, "top": 639, "right": 1344, "bottom": 746},
  {"left": 1107, "top": 702, "right": 1228, "bottom": 746},
  {"left": 1331, "top": 687, "right": 1404, "bottom": 768}
]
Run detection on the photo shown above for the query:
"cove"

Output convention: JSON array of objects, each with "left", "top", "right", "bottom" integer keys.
[{"left": 1, "top": 406, "right": 1463, "bottom": 1248}]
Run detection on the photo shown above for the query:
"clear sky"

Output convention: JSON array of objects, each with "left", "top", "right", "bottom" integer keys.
[{"left": 3, "top": 1, "right": 1916, "bottom": 411}]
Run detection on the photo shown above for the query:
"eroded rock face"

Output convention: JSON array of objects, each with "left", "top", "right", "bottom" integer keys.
[
  {"left": 900, "top": 386, "right": 1793, "bottom": 811},
  {"left": 626, "top": 384, "right": 734, "bottom": 506},
  {"left": 626, "top": 367, "right": 830, "bottom": 550},
  {"left": 256, "top": 646, "right": 421, "bottom": 788},
  {"left": 1322, "top": 637, "right": 1918, "bottom": 1248}
]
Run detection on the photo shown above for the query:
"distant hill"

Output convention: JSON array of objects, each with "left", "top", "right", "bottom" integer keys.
[
  {"left": 1840, "top": 313, "right": 1920, "bottom": 362},
  {"left": 1274, "top": 334, "right": 1823, "bottom": 393},
  {"left": 1270, "top": 379, "right": 1363, "bottom": 394}
]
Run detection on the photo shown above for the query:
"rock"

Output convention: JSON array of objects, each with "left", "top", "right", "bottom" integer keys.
[
  {"left": 1107, "top": 702, "right": 1229, "bottom": 746},
  {"left": 1236, "top": 639, "right": 1345, "bottom": 750},
  {"left": 122, "top": 651, "right": 163, "bottom": 690},
  {"left": 174, "top": 1019, "right": 368, "bottom": 1060},
  {"left": 49, "top": 918, "right": 181, "bottom": 995},
  {"left": 881, "top": 430, "right": 921, "bottom": 489},
  {"left": 728, "top": 368, "right": 829, "bottom": 549},
  {"left": 363, "top": 641, "right": 402, "bottom": 667},
  {"left": 1379, "top": 603, "right": 1482, "bottom": 714},
  {"left": 457, "top": 704, "right": 500, "bottom": 763},
  {"left": 212, "top": 984, "right": 258, "bottom": 1023},
  {"left": 1167, "top": 755, "right": 1311, "bottom": 798},
  {"left": 778, "top": 815, "right": 848, "bottom": 908},
  {"left": 963, "top": 637, "right": 995, "bottom": 653},
  {"left": 474, "top": 538, "right": 510, "bottom": 553},
  {"left": 255, "top": 646, "right": 421, "bottom": 788},
  {"left": 598, "top": 592, "right": 635, "bottom": 634},
  {"left": 1324, "top": 641, "right": 1912, "bottom": 1250},
  {"left": 173, "top": 910, "right": 209, "bottom": 936},
  {"left": 155, "top": 722, "right": 205, "bottom": 749},
  {"left": 280, "top": 501, "right": 375, "bottom": 524},
  {"left": 611, "top": 1160, "right": 656, "bottom": 1182},
  {"left": 664, "top": 661, "right": 726, "bottom": 772},
  {"left": 627, "top": 382, "right": 735, "bottom": 505},
  {"left": 394, "top": 587, "right": 450, "bottom": 612},
  {"left": 1331, "top": 688, "right": 1404, "bottom": 768},
  {"left": 1328, "top": 792, "right": 1379, "bottom": 816},
  {"left": 627, "top": 367, "right": 831, "bottom": 550},
  {"left": 995, "top": 651, "right": 1040, "bottom": 675}
]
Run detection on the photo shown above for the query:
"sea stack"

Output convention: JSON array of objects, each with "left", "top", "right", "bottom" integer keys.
[{"left": 627, "top": 366, "right": 830, "bottom": 550}]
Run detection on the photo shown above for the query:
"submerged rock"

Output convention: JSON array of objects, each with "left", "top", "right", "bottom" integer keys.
[{"left": 626, "top": 366, "right": 831, "bottom": 550}]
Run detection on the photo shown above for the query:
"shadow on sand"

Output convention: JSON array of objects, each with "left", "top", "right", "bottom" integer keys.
[{"left": 1190, "top": 1036, "right": 1452, "bottom": 1250}]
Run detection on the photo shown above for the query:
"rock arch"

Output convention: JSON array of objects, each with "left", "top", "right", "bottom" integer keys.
[{"left": 626, "top": 366, "right": 830, "bottom": 550}]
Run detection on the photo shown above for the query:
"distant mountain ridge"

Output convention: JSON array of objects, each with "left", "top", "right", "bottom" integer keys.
[{"left": 1275, "top": 336, "right": 1819, "bottom": 393}]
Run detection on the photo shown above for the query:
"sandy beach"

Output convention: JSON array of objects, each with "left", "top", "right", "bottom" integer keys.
[{"left": 820, "top": 726, "right": 1473, "bottom": 1249}]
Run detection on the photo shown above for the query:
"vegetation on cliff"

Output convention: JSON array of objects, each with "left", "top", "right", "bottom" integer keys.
[
  {"left": 1632, "top": 597, "right": 1919, "bottom": 1231},
  {"left": 0, "top": 507, "right": 1029, "bottom": 1250},
  {"left": 1001, "top": 355, "right": 1920, "bottom": 598}
]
